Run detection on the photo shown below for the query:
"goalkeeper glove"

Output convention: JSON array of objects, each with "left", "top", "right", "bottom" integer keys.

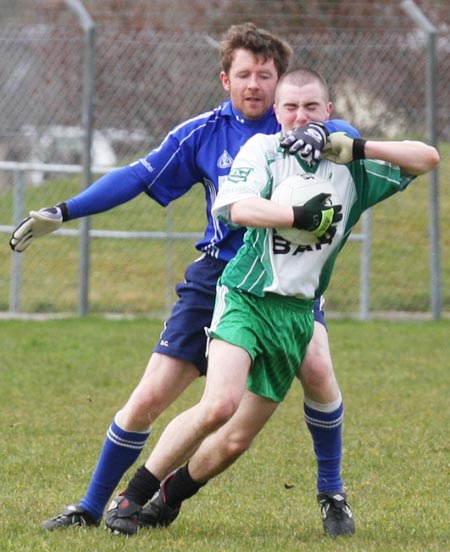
[
  {"left": 322, "top": 132, "right": 366, "bottom": 164},
  {"left": 9, "top": 203, "right": 68, "bottom": 252},
  {"left": 292, "top": 193, "right": 342, "bottom": 240},
  {"left": 280, "top": 122, "right": 329, "bottom": 166}
]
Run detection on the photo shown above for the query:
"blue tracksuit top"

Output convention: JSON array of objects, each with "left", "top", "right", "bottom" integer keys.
[{"left": 66, "top": 99, "right": 359, "bottom": 262}]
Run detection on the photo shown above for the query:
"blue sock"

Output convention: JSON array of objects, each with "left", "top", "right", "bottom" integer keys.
[
  {"left": 79, "top": 414, "right": 151, "bottom": 520},
  {"left": 304, "top": 395, "right": 344, "bottom": 493}
]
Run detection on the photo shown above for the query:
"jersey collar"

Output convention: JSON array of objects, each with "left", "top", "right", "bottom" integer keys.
[{"left": 222, "top": 99, "right": 275, "bottom": 128}]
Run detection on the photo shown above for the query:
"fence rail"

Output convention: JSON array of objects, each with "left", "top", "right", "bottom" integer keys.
[{"left": 1, "top": 162, "right": 372, "bottom": 319}]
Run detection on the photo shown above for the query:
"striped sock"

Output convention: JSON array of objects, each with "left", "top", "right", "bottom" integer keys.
[
  {"left": 79, "top": 413, "right": 151, "bottom": 520},
  {"left": 304, "top": 395, "right": 344, "bottom": 493}
]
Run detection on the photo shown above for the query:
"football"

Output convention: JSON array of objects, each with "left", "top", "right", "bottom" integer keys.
[{"left": 270, "top": 172, "right": 338, "bottom": 245}]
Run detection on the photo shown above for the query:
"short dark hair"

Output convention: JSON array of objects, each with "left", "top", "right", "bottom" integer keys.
[
  {"left": 276, "top": 67, "right": 330, "bottom": 103},
  {"left": 219, "top": 22, "right": 293, "bottom": 77}
]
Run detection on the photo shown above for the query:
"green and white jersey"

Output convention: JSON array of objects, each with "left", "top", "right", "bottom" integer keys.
[{"left": 212, "top": 132, "right": 411, "bottom": 300}]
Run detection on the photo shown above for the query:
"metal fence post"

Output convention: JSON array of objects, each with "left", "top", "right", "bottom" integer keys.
[
  {"left": 359, "top": 209, "right": 372, "bottom": 320},
  {"left": 401, "top": 0, "right": 441, "bottom": 319},
  {"left": 10, "top": 171, "right": 25, "bottom": 312},
  {"left": 64, "top": 0, "right": 96, "bottom": 316},
  {"left": 165, "top": 204, "right": 174, "bottom": 319}
]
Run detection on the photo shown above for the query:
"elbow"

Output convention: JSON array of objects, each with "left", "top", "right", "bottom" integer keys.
[
  {"left": 410, "top": 147, "right": 440, "bottom": 176},
  {"left": 424, "top": 146, "right": 440, "bottom": 173},
  {"left": 229, "top": 202, "right": 247, "bottom": 226},
  {"left": 422, "top": 148, "right": 440, "bottom": 174},
  {"left": 430, "top": 148, "right": 441, "bottom": 169}
]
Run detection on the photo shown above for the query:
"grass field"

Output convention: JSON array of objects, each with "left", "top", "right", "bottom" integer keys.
[{"left": 1, "top": 317, "right": 448, "bottom": 551}]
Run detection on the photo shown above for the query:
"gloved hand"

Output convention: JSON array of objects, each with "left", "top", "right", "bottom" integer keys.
[
  {"left": 316, "top": 220, "right": 339, "bottom": 244},
  {"left": 9, "top": 206, "right": 64, "bottom": 252},
  {"left": 292, "top": 193, "right": 342, "bottom": 240},
  {"left": 280, "top": 122, "right": 329, "bottom": 166},
  {"left": 322, "top": 132, "right": 366, "bottom": 164}
]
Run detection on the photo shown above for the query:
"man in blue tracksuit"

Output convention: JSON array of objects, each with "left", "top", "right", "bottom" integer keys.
[{"left": 10, "top": 23, "right": 359, "bottom": 537}]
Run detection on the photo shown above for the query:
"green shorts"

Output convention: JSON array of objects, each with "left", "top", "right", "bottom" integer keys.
[{"left": 209, "top": 285, "right": 314, "bottom": 402}]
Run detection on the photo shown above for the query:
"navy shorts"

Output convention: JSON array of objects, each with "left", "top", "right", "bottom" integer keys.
[{"left": 154, "top": 254, "right": 326, "bottom": 376}]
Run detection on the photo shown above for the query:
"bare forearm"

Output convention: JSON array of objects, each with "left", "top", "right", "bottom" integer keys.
[
  {"left": 230, "top": 197, "right": 294, "bottom": 228},
  {"left": 364, "top": 140, "right": 440, "bottom": 175}
]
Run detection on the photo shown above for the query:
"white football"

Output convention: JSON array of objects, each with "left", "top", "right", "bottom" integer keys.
[{"left": 270, "top": 173, "right": 338, "bottom": 245}]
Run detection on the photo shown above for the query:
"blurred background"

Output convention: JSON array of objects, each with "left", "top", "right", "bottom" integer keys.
[{"left": 0, "top": 0, "right": 448, "bottom": 319}]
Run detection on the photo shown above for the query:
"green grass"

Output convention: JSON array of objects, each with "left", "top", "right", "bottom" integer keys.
[{"left": 1, "top": 317, "right": 448, "bottom": 551}]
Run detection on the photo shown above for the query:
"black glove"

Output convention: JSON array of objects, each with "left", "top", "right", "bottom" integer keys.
[
  {"left": 280, "top": 122, "right": 329, "bottom": 166},
  {"left": 292, "top": 193, "right": 342, "bottom": 239},
  {"left": 316, "top": 221, "right": 338, "bottom": 244}
]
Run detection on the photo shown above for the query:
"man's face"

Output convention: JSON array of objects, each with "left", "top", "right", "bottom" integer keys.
[
  {"left": 274, "top": 81, "right": 332, "bottom": 132},
  {"left": 220, "top": 48, "right": 279, "bottom": 120}
]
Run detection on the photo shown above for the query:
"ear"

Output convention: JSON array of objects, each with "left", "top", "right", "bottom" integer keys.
[
  {"left": 273, "top": 103, "right": 281, "bottom": 124},
  {"left": 220, "top": 71, "right": 230, "bottom": 92},
  {"left": 326, "top": 101, "right": 333, "bottom": 119}
]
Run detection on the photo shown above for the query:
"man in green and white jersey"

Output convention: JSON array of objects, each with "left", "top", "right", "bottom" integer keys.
[
  {"left": 210, "top": 67, "right": 438, "bottom": 402},
  {"left": 126, "top": 68, "right": 439, "bottom": 538},
  {"left": 214, "top": 126, "right": 411, "bottom": 303}
]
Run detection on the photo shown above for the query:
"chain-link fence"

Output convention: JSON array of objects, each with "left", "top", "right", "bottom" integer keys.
[{"left": 0, "top": 1, "right": 448, "bottom": 318}]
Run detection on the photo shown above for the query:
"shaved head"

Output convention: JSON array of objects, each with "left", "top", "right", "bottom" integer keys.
[{"left": 275, "top": 68, "right": 329, "bottom": 105}]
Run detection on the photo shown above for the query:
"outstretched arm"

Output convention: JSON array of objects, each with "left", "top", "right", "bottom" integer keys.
[
  {"left": 323, "top": 133, "right": 440, "bottom": 176},
  {"left": 9, "top": 166, "right": 147, "bottom": 252},
  {"left": 363, "top": 140, "right": 440, "bottom": 176}
]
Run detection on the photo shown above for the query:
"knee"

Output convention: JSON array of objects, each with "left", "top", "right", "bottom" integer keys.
[
  {"left": 220, "top": 431, "right": 253, "bottom": 461},
  {"left": 298, "top": 340, "right": 337, "bottom": 396},
  {"left": 120, "top": 386, "right": 164, "bottom": 430},
  {"left": 118, "top": 401, "right": 155, "bottom": 432},
  {"left": 301, "top": 352, "right": 333, "bottom": 385},
  {"left": 201, "top": 397, "right": 239, "bottom": 433}
]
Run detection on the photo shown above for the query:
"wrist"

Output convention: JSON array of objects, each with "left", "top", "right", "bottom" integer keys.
[
  {"left": 315, "top": 121, "right": 330, "bottom": 138},
  {"left": 292, "top": 205, "right": 307, "bottom": 230},
  {"left": 352, "top": 138, "right": 366, "bottom": 160},
  {"left": 56, "top": 202, "right": 69, "bottom": 222}
]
